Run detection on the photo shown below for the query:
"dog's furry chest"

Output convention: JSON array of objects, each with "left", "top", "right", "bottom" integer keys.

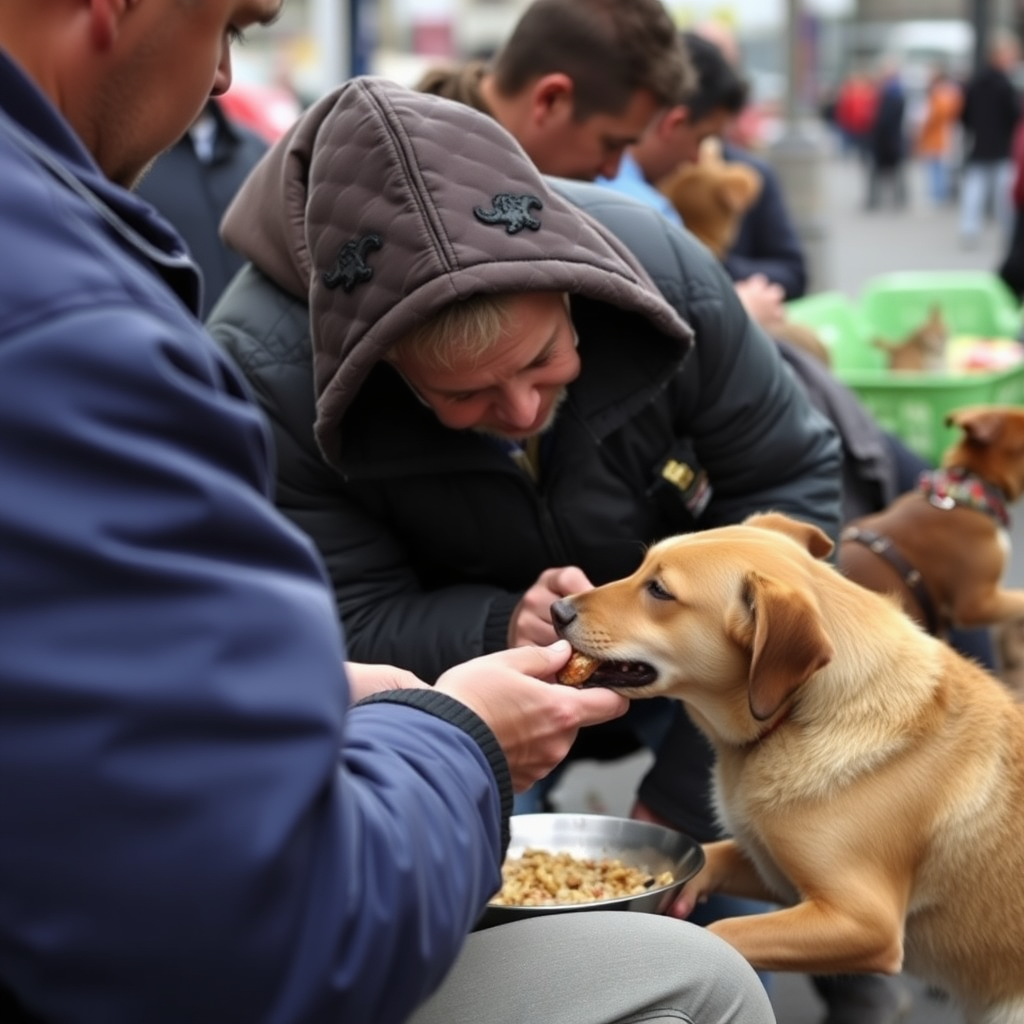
[{"left": 712, "top": 759, "right": 800, "bottom": 905}]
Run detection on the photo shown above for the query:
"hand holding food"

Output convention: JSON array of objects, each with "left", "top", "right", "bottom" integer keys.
[
  {"left": 434, "top": 642, "right": 627, "bottom": 792},
  {"left": 556, "top": 649, "right": 601, "bottom": 687}
]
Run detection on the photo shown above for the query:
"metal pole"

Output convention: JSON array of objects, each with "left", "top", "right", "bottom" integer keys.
[
  {"left": 768, "top": 0, "right": 831, "bottom": 293},
  {"left": 784, "top": 0, "right": 800, "bottom": 127}
]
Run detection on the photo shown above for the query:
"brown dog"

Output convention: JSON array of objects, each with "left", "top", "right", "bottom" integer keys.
[
  {"left": 657, "top": 138, "right": 762, "bottom": 260},
  {"left": 871, "top": 304, "right": 948, "bottom": 371},
  {"left": 551, "top": 513, "right": 1024, "bottom": 1022},
  {"left": 839, "top": 405, "right": 1024, "bottom": 645}
]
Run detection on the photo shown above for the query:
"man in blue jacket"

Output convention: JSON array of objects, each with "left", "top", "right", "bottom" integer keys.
[{"left": 0, "top": 3, "right": 778, "bottom": 1024}]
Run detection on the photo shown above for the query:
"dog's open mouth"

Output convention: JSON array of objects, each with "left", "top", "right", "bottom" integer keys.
[
  {"left": 556, "top": 648, "right": 658, "bottom": 689},
  {"left": 582, "top": 661, "right": 658, "bottom": 689}
]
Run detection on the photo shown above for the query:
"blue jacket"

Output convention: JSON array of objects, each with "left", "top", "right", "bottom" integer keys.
[{"left": 0, "top": 51, "right": 509, "bottom": 1024}]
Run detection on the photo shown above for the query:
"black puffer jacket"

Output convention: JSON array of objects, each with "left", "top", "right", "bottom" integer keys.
[
  {"left": 208, "top": 77, "right": 841, "bottom": 685},
  {"left": 961, "top": 64, "right": 1020, "bottom": 163}
]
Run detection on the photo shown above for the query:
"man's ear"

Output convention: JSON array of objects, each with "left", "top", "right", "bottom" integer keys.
[
  {"left": 530, "top": 73, "right": 575, "bottom": 125},
  {"left": 658, "top": 106, "right": 689, "bottom": 138},
  {"left": 89, "top": 0, "right": 137, "bottom": 50}
]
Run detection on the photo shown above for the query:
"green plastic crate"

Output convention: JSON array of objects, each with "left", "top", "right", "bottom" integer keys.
[
  {"left": 784, "top": 291, "right": 870, "bottom": 358},
  {"left": 834, "top": 363, "right": 1024, "bottom": 465},
  {"left": 859, "top": 271, "right": 1022, "bottom": 342},
  {"left": 786, "top": 276, "right": 1024, "bottom": 464}
]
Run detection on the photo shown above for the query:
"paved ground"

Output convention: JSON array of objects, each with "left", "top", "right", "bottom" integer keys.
[{"left": 548, "top": 137, "right": 1017, "bottom": 1024}]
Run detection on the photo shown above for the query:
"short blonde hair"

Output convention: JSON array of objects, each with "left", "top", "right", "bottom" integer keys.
[{"left": 389, "top": 293, "right": 519, "bottom": 371}]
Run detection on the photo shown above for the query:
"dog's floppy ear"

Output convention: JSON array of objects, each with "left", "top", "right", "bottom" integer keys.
[
  {"left": 945, "top": 406, "right": 1004, "bottom": 446},
  {"left": 745, "top": 571, "right": 834, "bottom": 721},
  {"left": 743, "top": 512, "right": 834, "bottom": 561}
]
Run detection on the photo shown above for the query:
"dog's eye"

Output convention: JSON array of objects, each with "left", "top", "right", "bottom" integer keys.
[{"left": 645, "top": 579, "right": 674, "bottom": 601}]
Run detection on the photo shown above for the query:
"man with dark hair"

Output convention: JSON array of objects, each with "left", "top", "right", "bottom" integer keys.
[
  {"left": 416, "top": 0, "right": 693, "bottom": 181},
  {"left": 599, "top": 31, "right": 749, "bottom": 218},
  {"left": 600, "top": 31, "right": 793, "bottom": 330},
  {"left": 684, "top": 23, "right": 808, "bottom": 299}
]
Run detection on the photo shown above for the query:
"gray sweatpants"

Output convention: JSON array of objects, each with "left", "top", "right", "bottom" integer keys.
[{"left": 407, "top": 911, "right": 776, "bottom": 1024}]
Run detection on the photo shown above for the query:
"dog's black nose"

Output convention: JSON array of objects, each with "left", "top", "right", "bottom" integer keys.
[{"left": 550, "top": 599, "right": 577, "bottom": 635}]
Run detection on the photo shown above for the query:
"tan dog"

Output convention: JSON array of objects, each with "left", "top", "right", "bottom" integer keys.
[
  {"left": 550, "top": 513, "right": 1024, "bottom": 1023},
  {"left": 871, "top": 304, "right": 948, "bottom": 371},
  {"left": 839, "top": 405, "right": 1024, "bottom": 644},
  {"left": 657, "top": 138, "right": 762, "bottom": 259}
]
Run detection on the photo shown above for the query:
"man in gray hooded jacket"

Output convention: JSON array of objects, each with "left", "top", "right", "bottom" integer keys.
[{"left": 207, "top": 76, "right": 842, "bottom": 851}]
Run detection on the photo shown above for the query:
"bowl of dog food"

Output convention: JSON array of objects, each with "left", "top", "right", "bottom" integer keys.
[{"left": 475, "top": 813, "right": 704, "bottom": 930}]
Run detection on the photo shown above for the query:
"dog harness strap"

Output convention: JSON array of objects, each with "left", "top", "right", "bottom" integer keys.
[
  {"left": 840, "top": 526, "right": 942, "bottom": 635},
  {"left": 918, "top": 468, "right": 1010, "bottom": 527}
]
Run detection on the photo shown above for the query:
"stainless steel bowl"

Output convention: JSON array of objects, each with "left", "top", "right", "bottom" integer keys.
[{"left": 475, "top": 813, "right": 704, "bottom": 930}]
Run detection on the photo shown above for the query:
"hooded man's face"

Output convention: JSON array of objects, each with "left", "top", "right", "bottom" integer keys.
[{"left": 391, "top": 291, "right": 580, "bottom": 440}]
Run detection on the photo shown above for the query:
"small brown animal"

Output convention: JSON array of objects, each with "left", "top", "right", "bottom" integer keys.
[
  {"left": 550, "top": 512, "right": 1024, "bottom": 1022},
  {"left": 657, "top": 137, "right": 762, "bottom": 260},
  {"left": 839, "top": 405, "right": 1024, "bottom": 640},
  {"left": 871, "top": 304, "right": 948, "bottom": 371}
]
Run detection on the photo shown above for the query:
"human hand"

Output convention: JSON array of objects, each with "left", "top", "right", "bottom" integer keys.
[
  {"left": 665, "top": 840, "right": 741, "bottom": 919},
  {"left": 434, "top": 640, "right": 628, "bottom": 791},
  {"left": 734, "top": 274, "right": 785, "bottom": 332},
  {"left": 345, "top": 662, "right": 429, "bottom": 704},
  {"left": 507, "top": 566, "right": 592, "bottom": 647},
  {"left": 666, "top": 869, "right": 712, "bottom": 920}
]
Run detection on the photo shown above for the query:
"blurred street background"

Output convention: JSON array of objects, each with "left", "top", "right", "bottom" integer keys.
[{"left": 221, "top": 3, "right": 1020, "bottom": 1021}]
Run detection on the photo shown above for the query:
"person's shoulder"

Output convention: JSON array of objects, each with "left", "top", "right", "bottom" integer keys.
[
  {"left": 0, "top": 130, "right": 195, "bottom": 337},
  {"left": 0, "top": 133, "right": 117, "bottom": 304},
  {"left": 547, "top": 178, "right": 736, "bottom": 308},
  {"left": 208, "top": 264, "right": 312, "bottom": 369}
]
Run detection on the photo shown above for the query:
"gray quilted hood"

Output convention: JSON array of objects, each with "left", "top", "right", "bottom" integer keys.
[{"left": 221, "top": 76, "right": 694, "bottom": 463}]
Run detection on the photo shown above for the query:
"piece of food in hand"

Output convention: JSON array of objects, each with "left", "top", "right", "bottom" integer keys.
[{"left": 556, "top": 650, "right": 600, "bottom": 687}]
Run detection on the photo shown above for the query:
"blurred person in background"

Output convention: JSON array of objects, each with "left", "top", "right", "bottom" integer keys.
[
  {"left": 833, "top": 70, "right": 877, "bottom": 163},
  {"left": 913, "top": 65, "right": 962, "bottom": 208},
  {"left": 958, "top": 29, "right": 1021, "bottom": 248},
  {"left": 136, "top": 98, "right": 268, "bottom": 317},
  {"left": 864, "top": 58, "right": 908, "bottom": 211}
]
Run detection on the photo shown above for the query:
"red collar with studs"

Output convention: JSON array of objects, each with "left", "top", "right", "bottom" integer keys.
[{"left": 917, "top": 467, "right": 1009, "bottom": 527}]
